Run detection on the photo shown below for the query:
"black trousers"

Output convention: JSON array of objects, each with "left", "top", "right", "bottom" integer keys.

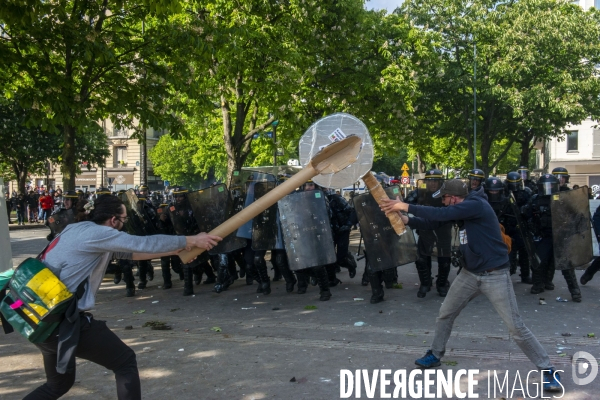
[{"left": 25, "top": 314, "right": 141, "bottom": 400}]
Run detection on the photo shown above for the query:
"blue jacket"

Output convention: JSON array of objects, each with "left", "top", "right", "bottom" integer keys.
[{"left": 407, "top": 187, "right": 509, "bottom": 274}]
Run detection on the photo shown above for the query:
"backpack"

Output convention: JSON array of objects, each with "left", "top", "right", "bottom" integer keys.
[{"left": 0, "top": 258, "right": 85, "bottom": 344}]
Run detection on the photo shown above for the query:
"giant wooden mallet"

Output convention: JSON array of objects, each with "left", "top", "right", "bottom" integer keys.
[
  {"left": 178, "top": 135, "right": 363, "bottom": 264},
  {"left": 362, "top": 172, "right": 406, "bottom": 236}
]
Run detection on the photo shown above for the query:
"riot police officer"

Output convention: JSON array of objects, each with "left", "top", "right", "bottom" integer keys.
[
  {"left": 325, "top": 188, "right": 357, "bottom": 282},
  {"left": 552, "top": 167, "right": 570, "bottom": 191},
  {"left": 406, "top": 169, "right": 453, "bottom": 298},
  {"left": 168, "top": 186, "right": 215, "bottom": 296},
  {"left": 581, "top": 204, "right": 600, "bottom": 285},
  {"left": 292, "top": 180, "right": 332, "bottom": 301},
  {"left": 483, "top": 177, "right": 506, "bottom": 219},
  {"left": 467, "top": 169, "right": 485, "bottom": 191},
  {"left": 136, "top": 185, "right": 156, "bottom": 287},
  {"left": 504, "top": 171, "right": 532, "bottom": 283},
  {"left": 518, "top": 166, "right": 537, "bottom": 193},
  {"left": 525, "top": 174, "right": 581, "bottom": 301}
]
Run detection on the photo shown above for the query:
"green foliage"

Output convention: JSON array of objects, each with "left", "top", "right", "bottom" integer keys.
[
  {"left": 0, "top": 1, "right": 201, "bottom": 189},
  {"left": 0, "top": 97, "right": 109, "bottom": 193}
]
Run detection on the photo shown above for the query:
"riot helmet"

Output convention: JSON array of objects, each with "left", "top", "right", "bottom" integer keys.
[
  {"left": 423, "top": 169, "right": 444, "bottom": 192},
  {"left": 517, "top": 166, "right": 529, "bottom": 182},
  {"left": 536, "top": 174, "right": 559, "bottom": 195},
  {"left": 467, "top": 169, "right": 485, "bottom": 190},
  {"left": 96, "top": 186, "right": 112, "bottom": 196},
  {"left": 505, "top": 171, "right": 523, "bottom": 192},
  {"left": 552, "top": 167, "right": 570, "bottom": 186},
  {"left": 483, "top": 177, "right": 505, "bottom": 203},
  {"left": 62, "top": 190, "right": 79, "bottom": 210},
  {"left": 172, "top": 186, "right": 188, "bottom": 204},
  {"left": 138, "top": 184, "right": 150, "bottom": 199},
  {"left": 303, "top": 179, "right": 316, "bottom": 192}
]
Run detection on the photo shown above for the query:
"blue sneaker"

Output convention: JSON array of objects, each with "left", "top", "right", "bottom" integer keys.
[
  {"left": 543, "top": 368, "right": 562, "bottom": 392},
  {"left": 415, "top": 350, "right": 441, "bottom": 368}
]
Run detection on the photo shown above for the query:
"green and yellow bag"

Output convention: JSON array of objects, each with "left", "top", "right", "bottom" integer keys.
[{"left": 0, "top": 258, "right": 82, "bottom": 343}]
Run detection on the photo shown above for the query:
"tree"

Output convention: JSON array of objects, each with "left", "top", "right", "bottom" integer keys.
[
  {"left": 0, "top": 98, "right": 109, "bottom": 194},
  {"left": 396, "top": 0, "right": 600, "bottom": 175},
  {"left": 0, "top": 1, "right": 202, "bottom": 190}
]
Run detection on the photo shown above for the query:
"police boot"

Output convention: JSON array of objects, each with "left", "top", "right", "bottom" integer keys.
[
  {"left": 245, "top": 263, "right": 256, "bottom": 285},
  {"left": 530, "top": 264, "right": 545, "bottom": 294},
  {"left": 383, "top": 268, "right": 397, "bottom": 290},
  {"left": 562, "top": 268, "right": 582, "bottom": 303},
  {"left": 544, "top": 263, "right": 555, "bottom": 290},
  {"left": 162, "top": 268, "right": 172, "bottom": 289},
  {"left": 192, "top": 263, "right": 202, "bottom": 285},
  {"left": 436, "top": 259, "right": 451, "bottom": 297},
  {"left": 581, "top": 258, "right": 600, "bottom": 285},
  {"left": 203, "top": 264, "right": 216, "bottom": 284},
  {"left": 296, "top": 270, "right": 309, "bottom": 294},
  {"left": 520, "top": 263, "right": 532, "bottom": 284},
  {"left": 147, "top": 262, "right": 154, "bottom": 281},
  {"left": 415, "top": 257, "right": 432, "bottom": 298},
  {"left": 123, "top": 264, "right": 136, "bottom": 297},
  {"left": 113, "top": 263, "right": 122, "bottom": 284},
  {"left": 361, "top": 265, "right": 369, "bottom": 286},
  {"left": 214, "top": 255, "right": 233, "bottom": 294},
  {"left": 171, "top": 259, "right": 184, "bottom": 281},
  {"left": 274, "top": 252, "right": 296, "bottom": 293},
  {"left": 255, "top": 257, "right": 271, "bottom": 295},
  {"left": 137, "top": 261, "right": 147, "bottom": 289},
  {"left": 183, "top": 266, "right": 194, "bottom": 296},
  {"left": 344, "top": 251, "right": 357, "bottom": 278},
  {"left": 369, "top": 271, "right": 384, "bottom": 304},
  {"left": 271, "top": 261, "right": 283, "bottom": 282},
  {"left": 326, "top": 264, "right": 341, "bottom": 287},
  {"left": 234, "top": 251, "right": 247, "bottom": 278},
  {"left": 315, "top": 266, "right": 331, "bottom": 301}
]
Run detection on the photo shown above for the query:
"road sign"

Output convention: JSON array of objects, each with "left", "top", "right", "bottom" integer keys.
[
  {"left": 401, "top": 163, "right": 409, "bottom": 171},
  {"left": 401, "top": 176, "right": 410, "bottom": 185},
  {"left": 107, "top": 177, "right": 115, "bottom": 185},
  {"left": 401, "top": 163, "right": 410, "bottom": 178}
]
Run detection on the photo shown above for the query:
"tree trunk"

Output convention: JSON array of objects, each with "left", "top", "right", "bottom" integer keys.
[
  {"left": 62, "top": 125, "right": 77, "bottom": 190},
  {"left": 519, "top": 136, "right": 533, "bottom": 168},
  {"left": 16, "top": 165, "right": 27, "bottom": 195}
]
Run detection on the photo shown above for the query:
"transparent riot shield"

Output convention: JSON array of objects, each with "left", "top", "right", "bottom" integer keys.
[
  {"left": 187, "top": 184, "right": 246, "bottom": 255},
  {"left": 231, "top": 171, "right": 276, "bottom": 239},
  {"left": 251, "top": 181, "right": 279, "bottom": 251},
  {"left": 278, "top": 190, "right": 336, "bottom": 271},
  {"left": 119, "top": 190, "right": 148, "bottom": 236},
  {"left": 47, "top": 209, "right": 75, "bottom": 235},
  {"left": 353, "top": 187, "right": 418, "bottom": 271},
  {"left": 551, "top": 187, "right": 593, "bottom": 270}
]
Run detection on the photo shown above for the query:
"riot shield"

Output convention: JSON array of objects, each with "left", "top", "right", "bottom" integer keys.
[
  {"left": 353, "top": 187, "right": 418, "bottom": 271},
  {"left": 47, "top": 209, "right": 75, "bottom": 235},
  {"left": 167, "top": 202, "right": 199, "bottom": 236},
  {"left": 138, "top": 201, "right": 161, "bottom": 236},
  {"left": 118, "top": 190, "right": 148, "bottom": 236},
  {"left": 251, "top": 181, "right": 279, "bottom": 251},
  {"left": 231, "top": 171, "right": 276, "bottom": 239},
  {"left": 551, "top": 187, "right": 593, "bottom": 270},
  {"left": 416, "top": 179, "right": 443, "bottom": 207},
  {"left": 278, "top": 190, "right": 336, "bottom": 271},
  {"left": 187, "top": 184, "right": 246, "bottom": 255}
]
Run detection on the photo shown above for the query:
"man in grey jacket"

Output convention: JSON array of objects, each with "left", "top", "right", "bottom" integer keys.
[{"left": 24, "top": 195, "right": 221, "bottom": 400}]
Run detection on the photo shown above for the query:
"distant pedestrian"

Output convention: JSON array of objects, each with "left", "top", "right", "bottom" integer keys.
[
  {"left": 14, "top": 193, "right": 26, "bottom": 225},
  {"left": 4, "top": 192, "right": 11, "bottom": 223},
  {"left": 39, "top": 191, "right": 54, "bottom": 222}
]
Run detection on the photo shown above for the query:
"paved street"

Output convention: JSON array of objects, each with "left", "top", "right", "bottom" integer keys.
[{"left": 2, "top": 228, "right": 600, "bottom": 399}]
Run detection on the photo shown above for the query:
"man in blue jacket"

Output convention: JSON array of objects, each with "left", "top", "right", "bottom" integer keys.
[{"left": 381, "top": 179, "right": 561, "bottom": 392}]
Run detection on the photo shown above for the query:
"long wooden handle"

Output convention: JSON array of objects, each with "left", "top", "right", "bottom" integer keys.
[
  {"left": 362, "top": 173, "right": 406, "bottom": 236},
  {"left": 178, "top": 166, "right": 317, "bottom": 263}
]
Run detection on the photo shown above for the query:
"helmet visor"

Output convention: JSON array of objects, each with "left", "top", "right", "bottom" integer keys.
[
  {"left": 519, "top": 170, "right": 528, "bottom": 181},
  {"left": 538, "top": 181, "right": 558, "bottom": 195}
]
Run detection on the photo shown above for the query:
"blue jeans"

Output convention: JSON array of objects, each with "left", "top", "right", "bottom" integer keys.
[{"left": 430, "top": 266, "right": 553, "bottom": 369}]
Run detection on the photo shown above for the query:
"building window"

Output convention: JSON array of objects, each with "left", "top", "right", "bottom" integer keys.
[
  {"left": 115, "top": 146, "right": 127, "bottom": 167},
  {"left": 566, "top": 130, "right": 578, "bottom": 152}
]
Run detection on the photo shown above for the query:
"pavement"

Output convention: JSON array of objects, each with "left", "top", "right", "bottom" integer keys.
[{"left": 1, "top": 229, "right": 600, "bottom": 399}]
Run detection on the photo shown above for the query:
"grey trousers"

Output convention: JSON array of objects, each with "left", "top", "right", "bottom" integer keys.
[{"left": 430, "top": 266, "right": 553, "bottom": 369}]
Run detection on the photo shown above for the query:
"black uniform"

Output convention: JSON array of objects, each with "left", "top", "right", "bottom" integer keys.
[
  {"left": 326, "top": 191, "right": 357, "bottom": 282},
  {"left": 524, "top": 175, "right": 581, "bottom": 301}
]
